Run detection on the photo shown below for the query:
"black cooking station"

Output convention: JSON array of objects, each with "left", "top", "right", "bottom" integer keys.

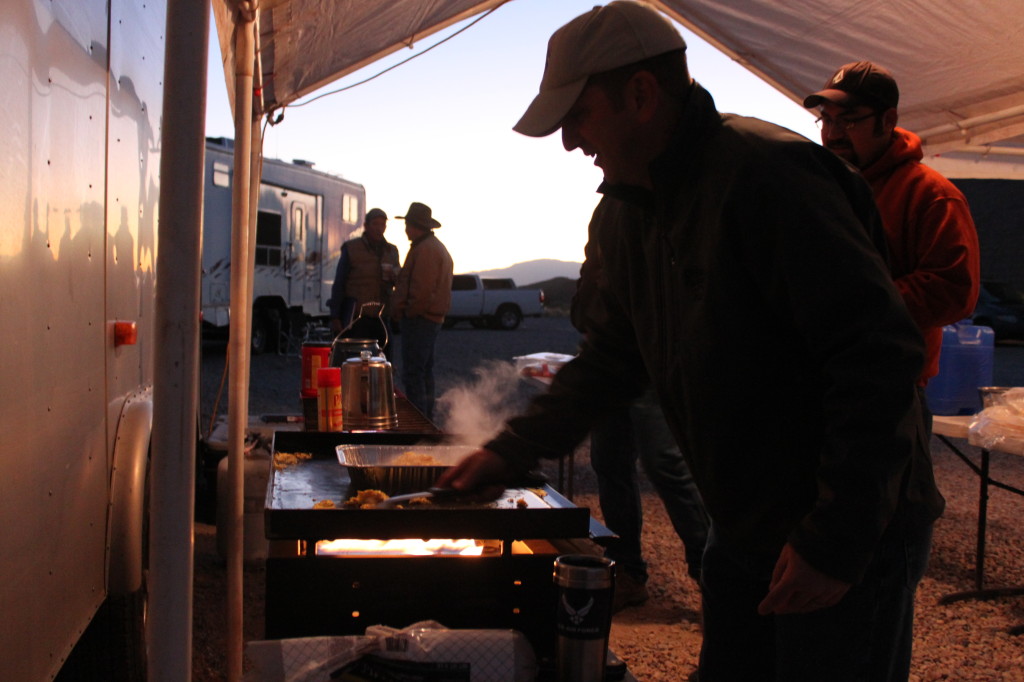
[{"left": 263, "top": 405, "right": 608, "bottom": 662}]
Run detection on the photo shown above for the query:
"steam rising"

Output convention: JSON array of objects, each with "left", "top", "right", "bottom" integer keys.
[{"left": 436, "top": 360, "right": 531, "bottom": 447}]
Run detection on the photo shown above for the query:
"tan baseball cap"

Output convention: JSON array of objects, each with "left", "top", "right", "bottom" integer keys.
[{"left": 513, "top": 1, "right": 686, "bottom": 138}]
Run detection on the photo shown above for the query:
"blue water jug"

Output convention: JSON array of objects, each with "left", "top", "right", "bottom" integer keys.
[{"left": 925, "top": 321, "right": 994, "bottom": 415}]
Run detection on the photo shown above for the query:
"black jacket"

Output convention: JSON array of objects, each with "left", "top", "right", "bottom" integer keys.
[{"left": 487, "top": 83, "right": 943, "bottom": 583}]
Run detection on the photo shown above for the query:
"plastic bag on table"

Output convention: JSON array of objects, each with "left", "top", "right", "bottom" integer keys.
[
  {"left": 968, "top": 387, "right": 1024, "bottom": 452},
  {"left": 514, "top": 352, "right": 575, "bottom": 379},
  {"left": 337, "top": 620, "right": 538, "bottom": 681},
  {"left": 244, "top": 621, "right": 537, "bottom": 682},
  {"left": 244, "top": 635, "right": 377, "bottom": 682}
]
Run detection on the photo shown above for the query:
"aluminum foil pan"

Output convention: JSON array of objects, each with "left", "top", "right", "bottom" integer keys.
[{"left": 336, "top": 444, "right": 477, "bottom": 494}]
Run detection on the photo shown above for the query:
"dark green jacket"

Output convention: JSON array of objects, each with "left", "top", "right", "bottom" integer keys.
[{"left": 488, "top": 83, "right": 942, "bottom": 583}]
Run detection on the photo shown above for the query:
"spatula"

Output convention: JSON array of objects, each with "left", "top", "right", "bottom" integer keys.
[{"left": 375, "top": 487, "right": 461, "bottom": 508}]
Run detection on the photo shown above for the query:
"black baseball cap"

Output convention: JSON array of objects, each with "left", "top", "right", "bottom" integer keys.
[{"left": 803, "top": 60, "right": 899, "bottom": 111}]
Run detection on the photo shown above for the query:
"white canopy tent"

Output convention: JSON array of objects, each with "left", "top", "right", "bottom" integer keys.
[
  {"left": 212, "top": 0, "right": 1024, "bottom": 171},
  {"left": 153, "top": 1, "right": 1024, "bottom": 679}
]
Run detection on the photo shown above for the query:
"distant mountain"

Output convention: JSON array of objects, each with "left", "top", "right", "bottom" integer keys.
[{"left": 474, "top": 259, "right": 582, "bottom": 285}]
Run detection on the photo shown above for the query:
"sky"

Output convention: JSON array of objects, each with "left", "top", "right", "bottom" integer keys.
[{"left": 204, "top": 0, "right": 822, "bottom": 274}]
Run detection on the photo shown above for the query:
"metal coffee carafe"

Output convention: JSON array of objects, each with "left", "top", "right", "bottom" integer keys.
[{"left": 341, "top": 350, "right": 398, "bottom": 429}]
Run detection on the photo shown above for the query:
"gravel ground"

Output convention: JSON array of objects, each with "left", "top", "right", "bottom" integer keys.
[{"left": 195, "top": 317, "right": 1024, "bottom": 681}]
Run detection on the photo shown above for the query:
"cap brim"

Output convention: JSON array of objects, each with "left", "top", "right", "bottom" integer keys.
[
  {"left": 513, "top": 78, "right": 587, "bottom": 137},
  {"left": 803, "top": 88, "right": 858, "bottom": 109}
]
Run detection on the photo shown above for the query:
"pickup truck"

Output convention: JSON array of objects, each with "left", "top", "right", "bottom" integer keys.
[{"left": 445, "top": 274, "right": 546, "bottom": 330}]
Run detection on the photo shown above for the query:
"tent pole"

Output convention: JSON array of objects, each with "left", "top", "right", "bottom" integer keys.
[
  {"left": 919, "top": 105, "right": 1024, "bottom": 153},
  {"left": 149, "top": 0, "right": 209, "bottom": 680},
  {"left": 226, "top": 4, "right": 256, "bottom": 681}
]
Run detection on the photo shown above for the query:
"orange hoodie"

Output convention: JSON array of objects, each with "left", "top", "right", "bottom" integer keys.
[{"left": 861, "top": 127, "right": 980, "bottom": 385}]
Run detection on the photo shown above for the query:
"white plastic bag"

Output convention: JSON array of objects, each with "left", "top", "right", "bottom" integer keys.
[
  {"left": 244, "top": 622, "right": 537, "bottom": 682},
  {"left": 244, "top": 635, "right": 377, "bottom": 682},
  {"left": 364, "top": 621, "right": 538, "bottom": 682},
  {"left": 514, "top": 351, "right": 575, "bottom": 379},
  {"left": 968, "top": 387, "right": 1024, "bottom": 453}
]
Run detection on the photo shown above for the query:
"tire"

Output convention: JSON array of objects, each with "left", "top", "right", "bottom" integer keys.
[
  {"left": 251, "top": 310, "right": 271, "bottom": 354},
  {"left": 57, "top": 590, "right": 148, "bottom": 681},
  {"left": 494, "top": 305, "right": 523, "bottom": 331}
]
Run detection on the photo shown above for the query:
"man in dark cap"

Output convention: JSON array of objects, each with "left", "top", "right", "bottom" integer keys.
[
  {"left": 804, "top": 61, "right": 980, "bottom": 409},
  {"left": 329, "top": 208, "right": 402, "bottom": 346},
  {"left": 440, "top": 3, "right": 940, "bottom": 680},
  {"left": 391, "top": 202, "right": 453, "bottom": 419}
]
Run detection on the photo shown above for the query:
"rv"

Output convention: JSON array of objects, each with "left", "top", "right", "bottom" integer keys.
[{"left": 202, "top": 138, "right": 366, "bottom": 353}]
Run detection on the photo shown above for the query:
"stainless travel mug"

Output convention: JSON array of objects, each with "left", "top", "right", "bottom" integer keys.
[{"left": 553, "top": 554, "right": 615, "bottom": 681}]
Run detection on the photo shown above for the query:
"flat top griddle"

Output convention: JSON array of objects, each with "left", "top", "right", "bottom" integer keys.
[{"left": 265, "top": 430, "right": 591, "bottom": 541}]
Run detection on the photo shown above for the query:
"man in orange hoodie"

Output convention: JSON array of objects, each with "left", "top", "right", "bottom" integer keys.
[{"left": 804, "top": 61, "right": 981, "bottom": 426}]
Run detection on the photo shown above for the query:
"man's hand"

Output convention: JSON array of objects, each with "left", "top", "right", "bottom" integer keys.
[
  {"left": 330, "top": 318, "right": 342, "bottom": 335},
  {"left": 435, "top": 448, "right": 510, "bottom": 502},
  {"left": 757, "top": 543, "right": 851, "bottom": 615}
]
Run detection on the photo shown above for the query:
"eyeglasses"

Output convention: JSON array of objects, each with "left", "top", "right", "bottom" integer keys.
[{"left": 814, "top": 112, "right": 877, "bottom": 131}]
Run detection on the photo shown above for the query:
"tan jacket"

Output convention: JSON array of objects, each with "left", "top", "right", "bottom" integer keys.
[{"left": 391, "top": 232, "right": 453, "bottom": 324}]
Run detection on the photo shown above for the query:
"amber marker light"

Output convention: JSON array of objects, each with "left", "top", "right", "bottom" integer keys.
[{"left": 114, "top": 320, "right": 138, "bottom": 347}]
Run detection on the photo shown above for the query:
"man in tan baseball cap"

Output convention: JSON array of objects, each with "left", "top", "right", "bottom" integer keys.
[
  {"left": 440, "top": 3, "right": 940, "bottom": 680},
  {"left": 519, "top": 2, "right": 705, "bottom": 616}
]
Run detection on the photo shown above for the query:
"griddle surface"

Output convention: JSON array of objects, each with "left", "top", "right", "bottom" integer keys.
[{"left": 266, "top": 434, "right": 589, "bottom": 540}]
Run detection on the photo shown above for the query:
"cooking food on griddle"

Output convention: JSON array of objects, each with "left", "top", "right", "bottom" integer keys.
[
  {"left": 343, "top": 489, "right": 389, "bottom": 508},
  {"left": 273, "top": 451, "right": 312, "bottom": 470},
  {"left": 341, "top": 488, "right": 437, "bottom": 509}
]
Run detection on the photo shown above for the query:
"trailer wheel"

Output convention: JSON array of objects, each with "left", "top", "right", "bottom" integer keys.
[
  {"left": 251, "top": 311, "right": 271, "bottom": 355},
  {"left": 57, "top": 588, "right": 148, "bottom": 681},
  {"left": 494, "top": 304, "right": 523, "bottom": 331}
]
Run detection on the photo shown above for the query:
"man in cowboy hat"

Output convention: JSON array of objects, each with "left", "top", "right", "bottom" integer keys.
[
  {"left": 391, "top": 202, "right": 453, "bottom": 419},
  {"left": 439, "top": 3, "right": 940, "bottom": 680}
]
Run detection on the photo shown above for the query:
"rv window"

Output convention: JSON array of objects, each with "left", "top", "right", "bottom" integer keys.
[
  {"left": 293, "top": 205, "right": 304, "bottom": 241},
  {"left": 256, "top": 211, "right": 283, "bottom": 266},
  {"left": 213, "top": 162, "right": 230, "bottom": 187},
  {"left": 342, "top": 193, "right": 359, "bottom": 225}
]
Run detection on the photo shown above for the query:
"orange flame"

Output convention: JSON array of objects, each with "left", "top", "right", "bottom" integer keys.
[{"left": 316, "top": 538, "right": 487, "bottom": 556}]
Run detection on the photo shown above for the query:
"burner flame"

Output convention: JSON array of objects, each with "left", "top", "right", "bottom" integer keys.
[{"left": 316, "top": 538, "right": 488, "bottom": 556}]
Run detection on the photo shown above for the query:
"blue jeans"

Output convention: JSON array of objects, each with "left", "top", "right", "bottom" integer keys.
[
  {"left": 589, "top": 387, "right": 709, "bottom": 582},
  {"left": 698, "top": 521, "right": 933, "bottom": 681},
  {"left": 398, "top": 316, "right": 441, "bottom": 419}
]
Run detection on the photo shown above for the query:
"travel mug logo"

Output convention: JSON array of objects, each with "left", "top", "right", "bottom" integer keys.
[
  {"left": 557, "top": 588, "right": 611, "bottom": 639},
  {"left": 561, "top": 593, "right": 594, "bottom": 625}
]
